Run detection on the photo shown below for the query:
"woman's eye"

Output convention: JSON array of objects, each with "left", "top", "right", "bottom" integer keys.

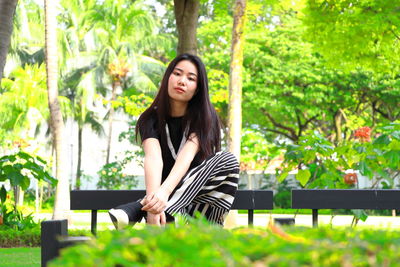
[
  {"left": 173, "top": 71, "right": 180, "bottom": 76},
  {"left": 189, "top": 77, "right": 196, "bottom": 81}
]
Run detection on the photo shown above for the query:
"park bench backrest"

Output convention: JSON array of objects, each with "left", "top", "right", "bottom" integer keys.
[{"left": 292, "top": 189, "right": 400, "bottom": 209}]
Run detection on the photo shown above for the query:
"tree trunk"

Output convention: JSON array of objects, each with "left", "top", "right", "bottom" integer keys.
[
  {"left": 334, "top": 110, "right": 342, "bottom": 143},
  {"left": 0, "top": 0, "right": 18, "bottom": 84},
  {"left": 174, "top": 0, "right": 199, "bottom": 55},
  {"left": 225, "top": 0, "right": 247, "bottom": 229},
  {"left": 106, "top": 81, "right": 119, "bottom": 164},
  {"left": 75, "top": 126, "right": 82, "bottom": 190},
  {"left": 227, "top": 0, "right": 247, "bottom": 161},
  {"left": 44, "top": 0, "right": 70, "bottom": 220}
]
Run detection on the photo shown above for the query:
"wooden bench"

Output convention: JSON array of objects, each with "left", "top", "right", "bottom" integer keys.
[
  {"left": 292, "top": 189, "right": 400, "bottom": 227},
  {"left": 41, "top": 189, "right": 273, "bottom": 266}
]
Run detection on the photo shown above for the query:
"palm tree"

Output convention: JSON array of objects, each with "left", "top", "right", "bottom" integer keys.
[
  {"left": 59, "top": 0, "right": 166, "bottom": 182},
  {"left": 44, "top": 0, "right": 70, "bottom": 220},
  {"left": 6, "top": 0, "right": 45, "bottom": 76},
  {"left": 0, "top": 64, "right": 48, "bottom": 136},
  {"left": 62, "top": 69, "right": 105, "bottom": 190},
  {"left": 0, "top": 0, "right": 18, "bottom": 83},
  {"left": 59, "top": 0, "right": 105, "bottom": 190},
  {"left": 90, "top": 0, "right": 165, "bottom": 164}
]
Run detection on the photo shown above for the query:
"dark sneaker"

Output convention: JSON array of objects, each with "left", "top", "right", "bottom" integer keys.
[{"left": 108, "top": 201, "right": 145, "bottom": 230}]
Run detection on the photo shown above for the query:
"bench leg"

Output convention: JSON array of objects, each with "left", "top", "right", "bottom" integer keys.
[
  {"left": 91, "top": 210, "right": 97, "bottom": 236},
  {"left": 41, "top": 219, "right": 68, "bottom": 267},
  {"left": 248, "top": 209, "right": 254, "bottom": 226},
  {"left": 312, "top": 209, "right": 318, "bottom": 227}
]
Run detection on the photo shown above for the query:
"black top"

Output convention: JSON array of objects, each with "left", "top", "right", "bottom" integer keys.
[{"left": 138, "top": 113, "right": 202, "bottom": 182}]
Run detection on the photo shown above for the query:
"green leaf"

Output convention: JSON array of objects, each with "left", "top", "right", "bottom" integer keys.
[
  {"left": 358, "top": 161, "right": 373, "bottom": 178},
  {"left": 42, "top": 172, "right": 57, "bottom": 186},
  {"left": 0, "top": 155, "right": 16, "bottom": 163},
  {"left": 0, "top": 185, "right": 6, "bottom": 203},
  {"left": 17, "top": 151, "right": 33, "bottom": 161},
  {"left": 35, "top": 155, "right": 47, "bottom": 164},
  {"left": 355, "top": 146, "right": 366, "bottom": 153},
  {"left": 391, "top": 132, "right": 400, "bottom": 140},
  {"left": 377, "top": 169, "right": 390, "bottom": 180},
  {"left": 2, "top": 165, "right": 14, "bottom": 175},
  {"left": 373, "top": 134, "right": 391, "bottom": 145},
  {"left": 296, "top": 169, "right": 311, "bottom": 187},
  {"left": 278, "top": 171, "right": 289, "bottom": 182},
  {"left": 20, "top": 176, "right": 30, "bottom": 191},
  {"left": 9, "top": 172, "right": 25, "bottom": 187},
  {"left": 383, "top": 150, "right": 400, "bottom": 169},
  {"left": 352, "top": 209, "right": 368, "bottom": 222}
]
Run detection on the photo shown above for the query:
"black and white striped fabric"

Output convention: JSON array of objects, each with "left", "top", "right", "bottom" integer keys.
[{"left": 165, "top": 151, "right": 239, "bottom": 225}]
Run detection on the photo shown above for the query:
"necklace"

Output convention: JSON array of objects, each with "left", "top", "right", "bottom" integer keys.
[{"left": 165, "top": 123, "right": 189, "bottom": 160}]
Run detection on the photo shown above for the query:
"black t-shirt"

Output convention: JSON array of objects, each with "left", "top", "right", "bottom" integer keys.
[{"left": 139, "top": 113, "right": 202, "bottom": 182}]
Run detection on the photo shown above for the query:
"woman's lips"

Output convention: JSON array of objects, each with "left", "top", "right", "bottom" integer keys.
[{"left": 174, "top": 87, "right": 185, "bottom": 93}]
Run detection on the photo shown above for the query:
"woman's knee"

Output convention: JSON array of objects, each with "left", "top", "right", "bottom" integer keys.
[{"left": 217, "top": 151, "right": 239, "bottom": 168}]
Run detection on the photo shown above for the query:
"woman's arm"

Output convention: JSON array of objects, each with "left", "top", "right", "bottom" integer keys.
[
  {"left": 160, "top": 134, "right": 199, "bottom": 195},
  {"left": 142, "top": 134, "right": 200, "bottom": 214},
  {"left": 142, "top": 138, "right": 163, "bottom": 195},
  {"left": 142, "top": 138, "right": 167, "bottom": 225}
]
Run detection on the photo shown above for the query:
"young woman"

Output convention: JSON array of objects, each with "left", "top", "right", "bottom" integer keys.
[{"left": 109, "top": 53, "right": 239, "bottom": 228}]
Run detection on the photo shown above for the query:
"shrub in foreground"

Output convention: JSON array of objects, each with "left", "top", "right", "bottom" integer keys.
[{"left": 49, "top": 219, "right": 400, "bottom": 266}]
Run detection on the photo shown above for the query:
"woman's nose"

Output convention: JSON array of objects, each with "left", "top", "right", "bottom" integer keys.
[{"left": 177, "top": 76, "right": 186, "bottom": 85}]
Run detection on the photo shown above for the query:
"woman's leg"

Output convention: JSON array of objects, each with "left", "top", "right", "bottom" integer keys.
[
  {"left": 165, "top": 151, "right": 239, "bottom": 225},
  {"left": 109, "top": 200, "right": 146, "bottom": 229}
]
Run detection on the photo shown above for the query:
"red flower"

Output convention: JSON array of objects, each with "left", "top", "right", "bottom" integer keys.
[
  {"left": 344, "top": 173, "right": 358, "bottom": 185},
  {"left": 354, "top": 126, "right": 372, "bottom": 142}
]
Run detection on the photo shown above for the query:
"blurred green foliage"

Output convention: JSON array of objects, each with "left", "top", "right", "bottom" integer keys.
[
  {"left": 97, "top": 160, "right": 138, "bottom": 190},
  {"left": 49, "top": 219, "right": 400, "bottom": 266}
]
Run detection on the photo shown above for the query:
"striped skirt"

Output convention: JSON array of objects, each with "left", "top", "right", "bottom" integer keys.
[{"left": 165, "top": 151, "right": 239, "bottom": 225}]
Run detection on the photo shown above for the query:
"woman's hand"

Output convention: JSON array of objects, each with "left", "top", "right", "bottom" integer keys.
[
  {"left": 146, "top": 212, "right": 167, "bottom": 226},
  {"left": 142, "top": 188, "right": 170, "bottom": 214}
]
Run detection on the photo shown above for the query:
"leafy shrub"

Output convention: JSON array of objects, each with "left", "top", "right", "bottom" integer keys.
[
  {"left": 0, "top": 226, "right": 93, "bottom": 247},
  {"left": 0, "top": 204, "right": 37, "bottom": 231},
  {"left": 0, "top": 150, "right": 57, "bottom": 229},
  {"left": 49, "top": 219, "right": 400, "bottom": 266},
  {"left": 279, "top": 123, "right": 400, "bottom": 188},
  {"left": 97, "top": 161, "right": 138, "bottom": 190},
  {"left": 0, "top": 226, "right": 40, "bottom": 247},
  {"left": 97, "top": 119, "right": 143, "bottom": 190}
]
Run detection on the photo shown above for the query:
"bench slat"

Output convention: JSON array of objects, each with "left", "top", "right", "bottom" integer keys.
[
  {"left": 254, "top": 190, "right": 273, "bottom": 209},
  {"left": 292, "top": 189, "right": 400, "bottom": 209},
  {"left": 377, "top": 190, "right": 400, "bottom": 209},
  {"left": 71, "top": 190, "right": 273, "bottom": 210},
  {"left": 292, "top": 189, "right": 380, "bottom": 209}
]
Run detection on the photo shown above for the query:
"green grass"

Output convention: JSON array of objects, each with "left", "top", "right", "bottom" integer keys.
[{"left": 0, "top": 247, "right": 40, "bottom": 267}]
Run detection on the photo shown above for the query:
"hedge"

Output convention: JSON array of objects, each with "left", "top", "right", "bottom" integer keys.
[
  {"left": 0, "top": 226, "right": 91, "bottom": 248},
  {"left": 49, "top": 219, "right": 400, "bottom": 266}
]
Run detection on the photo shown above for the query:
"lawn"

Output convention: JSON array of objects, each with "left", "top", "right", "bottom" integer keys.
[{"left": 0, "top": 247, "right": 40, "bottom": 267}]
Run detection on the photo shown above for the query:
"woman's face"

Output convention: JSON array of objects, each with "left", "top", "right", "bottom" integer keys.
[{"left": 168, "top": 60, "right": 198, "bottom": 104}]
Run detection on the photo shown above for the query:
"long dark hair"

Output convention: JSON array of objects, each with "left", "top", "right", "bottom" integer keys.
[{"left": 136, "top": 53, "right": 221, "bottom": 160}]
